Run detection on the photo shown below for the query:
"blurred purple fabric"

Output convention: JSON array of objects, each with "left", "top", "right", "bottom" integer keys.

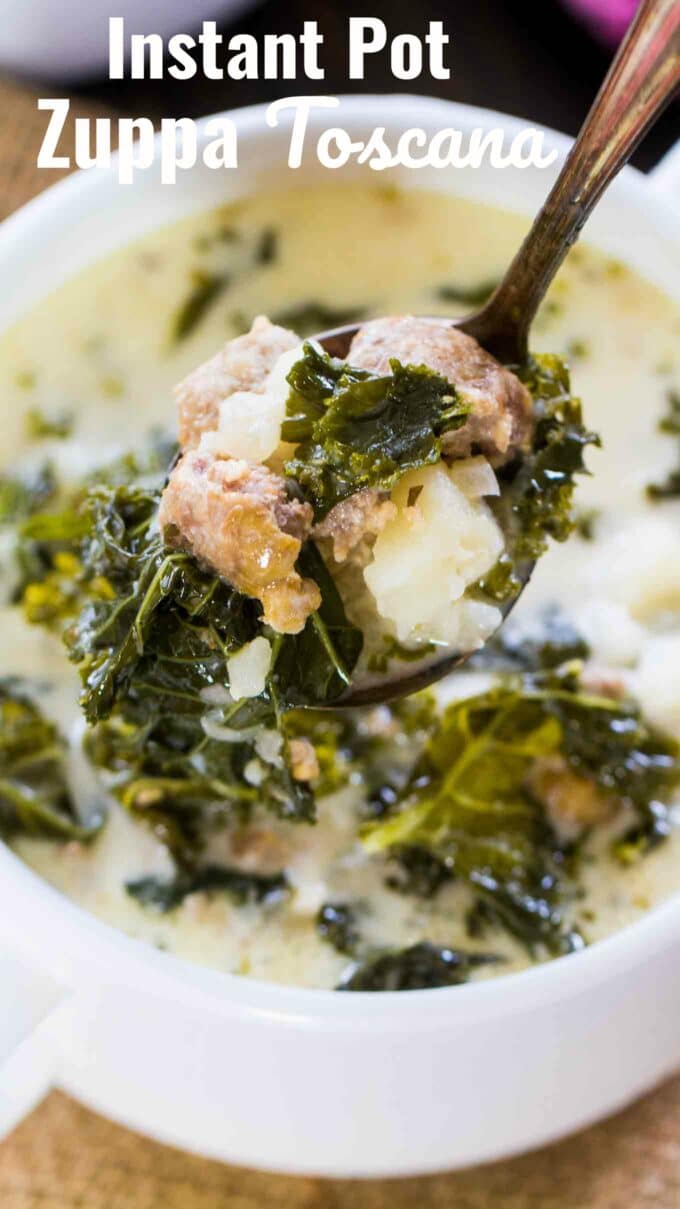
[{"left": 561, "top": 0, "right": 637, "bottom": 45}]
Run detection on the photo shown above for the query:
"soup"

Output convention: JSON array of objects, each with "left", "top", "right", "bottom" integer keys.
[{"left": 1, "top": 184, "right": 679, "bottom": 989}]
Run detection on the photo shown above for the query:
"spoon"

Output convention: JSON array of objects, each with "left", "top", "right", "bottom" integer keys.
[{"left": 316, "top": 0, "right": 680, "bottom": 709}]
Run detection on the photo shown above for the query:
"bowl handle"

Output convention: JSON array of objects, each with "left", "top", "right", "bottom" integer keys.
[
  {"left": 650, "top": 139, "right": 680, "bottom": 203},
  {"left": 0, "top": 939, "right": 73, "bottom": 1137}
]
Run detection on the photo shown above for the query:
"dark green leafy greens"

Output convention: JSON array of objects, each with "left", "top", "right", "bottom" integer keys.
[
  {"left": 25, "top": 408, "right": 74, "bottom": 440},
  {"left": 316, "top": 902, "right": 360, "bottom": 955},
  {"left": 338, "top": 942, "right": 501, "bottom": 991},
  {"left": 476, "top": 355, "right": 600, "bottom": 604},
  {"left": 0, "top": 679, "right": 103, "bottom": 841},
  {"left": 0, "top": 463, "right": 57, "bottom": 526},
  {"left": 364, "top": 663, "right": 680, "bottom": 953},
  {"left": 171, "top": 271, "right": 230, "bottom": 343},
  {"left": 16, "top": 478, "right": 363, "bottom": 866},
  {"left": 647, "top": 389, "right": 680, "bottom": 501},
  {"left": 282, "top": 342, "right": 470, "bottom": 519},
  {"left": 435, "top": 279, "right": 499, "bottom": 306},
  {"left": 271, "top": 302, "right": 368, "bottom": 337},
  {"left": 126, "top": 865, "right": 289, "bottom": 913}
]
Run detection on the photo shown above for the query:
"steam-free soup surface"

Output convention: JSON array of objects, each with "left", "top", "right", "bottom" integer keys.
[{"left": 2, "top": 185, "right": 679, "bottom": 987}]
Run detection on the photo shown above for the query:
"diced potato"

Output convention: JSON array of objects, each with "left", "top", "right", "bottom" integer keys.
[
  {"left": 227, "top": 636, "right": 272, "bottom": 700},
  {"left": 199, "top": 345, "right": 302, "bottom": 463},
  {"left": 363, "top": 459, "right": 504, "bottom": 649}
]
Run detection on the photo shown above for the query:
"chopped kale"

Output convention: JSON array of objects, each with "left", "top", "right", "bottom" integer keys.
[
  {"left": 338, "top": 942, "right": 501, "bottom": 991},
  {"left": 575, "top": 508, "right": 600, "bottom": 540},
  {"left": 25, "top": 408, "right": 74, "bottom": 440},
  {"left": 269, "top": 541, "right": 363, "bottom": 707},
  {"left": 17, "top": 476, "right": 361, "bottom": 864},
  {"left": 476, "top": 354, "right": 599, "bottom": 604},
  {"left": 271, "top": 302, "right": 368, "bottom": 337},
  {"left": 647, "top": 468, "right": 680, "bottom": 501},
  {"left": 171, "top": 270, "right": 230, "bottom": 343},
  {"left": 435, "top": 279, "right": 499, "bottom": 306},
  {"left": 283, "top": 342, "right": 470, "bottom": 518},
  {"left": 512, "top": 355, "right": 600, "bottom": 558},
  {"left": 385, "top": 845, "right": 454, "bottom": 898},
  {"left": 316, "top": 902, "right": 361, "bottom": 955},
  {"left": 659, "top": 389, "right": 680, "bottom": 435},
  {"left": 647, "top": 389, "right": 680, "bottom": 501},
  {"left": 126, "top": 864, "right": 289, "bottom": 913},
  {"left": 469, "top": 609, "right": 590, "bottom": 674},
  {"left": 0, "top": 678, "right": 103, "bottom": 841},
  {"left": 0, "top": 463, "right": 58, "bottom": 526},
  {"left": 364, "top": 665, "right": 679, "bottom": 953},
  {"left": 254, "top": 227, "right": 278, "bottom": 265}
]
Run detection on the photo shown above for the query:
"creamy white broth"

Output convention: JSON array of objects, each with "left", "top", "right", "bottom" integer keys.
[{"left": 2, "top": 184, "right": 680, "bottom": 988}]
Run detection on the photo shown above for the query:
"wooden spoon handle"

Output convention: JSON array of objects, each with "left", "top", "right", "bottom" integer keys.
[{"left": 467, "top": 0, "right": 680, "bottom": 363}]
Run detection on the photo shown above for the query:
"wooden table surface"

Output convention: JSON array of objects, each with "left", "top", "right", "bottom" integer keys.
[{"left": 1, "top": 72, "right": 680, "bottom": 1208}]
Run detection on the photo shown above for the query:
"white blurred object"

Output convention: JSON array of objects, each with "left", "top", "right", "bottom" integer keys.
[{"left": 0, "top": 1, "right": 256, "bottom": 82}]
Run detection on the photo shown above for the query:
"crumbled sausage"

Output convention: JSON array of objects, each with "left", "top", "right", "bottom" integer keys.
[
  {"left": 159, "top": 451, "right": 320, "bottom": 634},
  {"left": 528, "top": 757, "right": 616, "bottom": 832},
  {"left": 288, "top": 737, "right": 320, "bottom": 782},
  {"left": 349, "top": 316, "right": 533, "bottom": 466},
  {"left": 176, "top": 315, "right": 298, "bottom": 450},
  {"left": 314, "top": 489, "right": 397, "bottom": 562},
  {"left": 229, "top": 826, "right": 292, "bottom": 874}
]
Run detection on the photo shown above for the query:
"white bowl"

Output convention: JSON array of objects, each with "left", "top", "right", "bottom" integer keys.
[{"left": 1, "top": 96, "right": 679, "bottom": 1177}]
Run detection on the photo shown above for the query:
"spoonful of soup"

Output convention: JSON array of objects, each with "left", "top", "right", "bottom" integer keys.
[{"left": 157, "top": 0, "right": 679, "bottom": 714}]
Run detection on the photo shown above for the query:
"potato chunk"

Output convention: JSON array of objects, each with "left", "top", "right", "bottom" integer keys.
[{"left": 363, "top": 458, "right": 504, "bottom": 650}]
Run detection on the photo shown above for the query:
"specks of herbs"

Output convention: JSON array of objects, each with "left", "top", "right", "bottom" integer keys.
[
  {"left": 282, "top": 342, "right": 470, "bottom": 519},
  {"left": 647, "top": 389, "right": 680, "bottom": 501}
]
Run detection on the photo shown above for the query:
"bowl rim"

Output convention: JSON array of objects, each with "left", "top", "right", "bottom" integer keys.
[{"left": 1, "top": 92, "right": 679, "bottom": 1027}]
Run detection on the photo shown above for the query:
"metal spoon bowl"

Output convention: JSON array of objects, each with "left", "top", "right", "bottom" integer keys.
[{"left": 313, "top": 0, "right": 680, "bottom": 708}]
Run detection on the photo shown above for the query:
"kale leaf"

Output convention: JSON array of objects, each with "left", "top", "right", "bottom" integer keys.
[
  {"left": 316, "top": 902, "right": 361, "bottom": 955},
  {"left": 435, "top": 279, "right": 499, "bottom": 306},
  {"left": 364, "top": 666, "right": 679, "bottom": 953},
  {"left": 0, "top": 678, "right": 103, "bottom": 841},
  {"left": 171, "top": 271, "right": 230, "bottom": 343},
  {"left": 338, "top": 942, "right": 501, "bottom": 991},
  {"left": 476, "top": 355, "right": 599, "bottom": 605},
  {"left": 0, "top": 463, "right": 58, "bottom": 526},
  {"left": 271, "top": 302, "right": 368, "bottom": 337},
  {"left": 126, "top": 864, "right": 289, "bottom": 913},
  {"left": 385, "top": 845, "right": 454, "bottom": 898},
  {"left": 647, "top": 389, "right": 680, "bottom": 501},
  {"left": 282, "top": 342, "right": 470, "bottom": 519},
  {"left": 269, "top": 542, "right": 363, "bottom": 706},
  {"left": 513, "top": 355, "right": 600, "bottom": 556},
  {"left": 25, "top": 409, "right": 74, "bottom": 440},
  {"left": 16, "top": 476, "right": 362, "bottom": 864}
]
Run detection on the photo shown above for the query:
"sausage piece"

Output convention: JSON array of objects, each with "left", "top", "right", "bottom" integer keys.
[
  {"left": 176, "top": 315, "right": 298, "bottom": 450},
  {"left": 159, "top": 452, "right": 320, "bottom": 634}
]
